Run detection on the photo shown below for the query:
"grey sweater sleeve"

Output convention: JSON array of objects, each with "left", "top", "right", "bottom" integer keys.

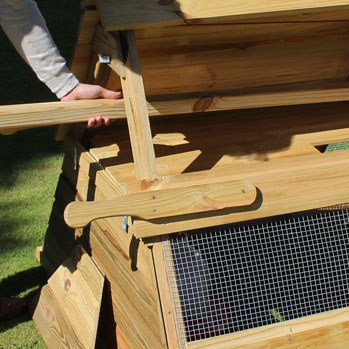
[{"left": 0, "top": 0, "right": 79, "bottom": 99}]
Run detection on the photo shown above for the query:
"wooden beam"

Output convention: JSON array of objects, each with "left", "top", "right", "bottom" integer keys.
[
  {"left": 132, "top": 150, "right": 349, "bottom": 237},
  {"left": 64, "top": 179, "right": 256, "bottom": 228},
  {"left": 0, "top": 99, "right": 125, "bottom": 134},
  {"left": 95, "top": 0, "right": 349, "bottom": 31},
  {"left": 3, "top": 80, "right": 349, "bottom": 134},
  {"left": 119, "top": 30, "right": 157, "bottom": 180}
]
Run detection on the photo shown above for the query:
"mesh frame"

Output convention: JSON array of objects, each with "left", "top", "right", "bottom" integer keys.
[{"left": 162, "top": 207, "right": 349, "bottom": 346}]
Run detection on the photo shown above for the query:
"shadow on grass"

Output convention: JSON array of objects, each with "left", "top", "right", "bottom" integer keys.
[
  {"left": 0, "top": 266, "right": 48, "bottom": 332},
  {"left": 0, "top": 127, "right": 64, "bottom": 188}
]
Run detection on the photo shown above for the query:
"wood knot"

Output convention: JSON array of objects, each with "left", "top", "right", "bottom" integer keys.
[
  {"left": 64, "top": 279, "right": 71, "bottom": 291},
  {"left": 193, "top": 96, "right": 214, "bottom": 113},
  {"left": 158, "top": 0, "right": 174, "bottom": 5}
]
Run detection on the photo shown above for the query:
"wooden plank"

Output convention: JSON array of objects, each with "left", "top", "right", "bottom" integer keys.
[
  {"left": 89, "top": 219, "right": 167, "bottom": 348},
  {"left": 4, "top": 79, "right": 349, "bottom": 134},
  {"left": 187, "top": 307, "right": 349, "bottom": 349},
  {"left": 96, "top": 0, "right": 349, "bottom": 30},
  {"left": 64, "top": 179, "right": 256, "bottom": 228},
  {"left": 119, "top": 30, "right": 157, "bottom": 180},
  {"left": 0, "top": 99, "right": 125, "bottom": 134},
  {"left": 152, "top": 241, "right": 181, "bottom": 349},
  {"left": 132, "top": 150, "right": 349, "bottom": 237},
  {"left": 139, "top": 35, "right": 349, "bottom": 95},
  {"left": 33, "top": 246, "right": 105, "bottom": 349}
]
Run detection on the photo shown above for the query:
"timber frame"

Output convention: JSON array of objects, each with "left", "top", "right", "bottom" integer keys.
[{"left": 2, "top": 0, "right": 349, "bottom": 348}]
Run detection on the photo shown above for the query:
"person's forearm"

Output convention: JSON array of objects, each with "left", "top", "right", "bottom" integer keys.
[{"left": 0, "top": 0, "right": 79, "bottom": 99}]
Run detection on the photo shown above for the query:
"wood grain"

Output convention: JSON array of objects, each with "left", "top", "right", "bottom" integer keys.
[
  {"left": 133, "top": 151, "right": 349, "bottom": 237},
  {"left": 64, "top": 179, "right": 256, "bottom": 228},
  {"left": 96, "top": 0, "right": 349, "bottom": 30},
  {"left": 187, "top": 308, "right": 349, "bottom": 348},
  {"left": 0, "top": 99, "right": 125, "bottom": 134},
  {"left": 33, "top": 246, "right": 105, "bottom": 349},
  {"left": 119, "top": 30, "right": 158, "bottom": 180}
]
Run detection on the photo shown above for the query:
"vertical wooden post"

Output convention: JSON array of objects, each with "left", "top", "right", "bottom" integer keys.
[{"left": 118, "top": 30, "right": 158, "bottom": 180}]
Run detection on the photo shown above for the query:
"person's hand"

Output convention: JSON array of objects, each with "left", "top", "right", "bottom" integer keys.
[{"left": 61, "top": 83, "right": 122, "bottom": 127}]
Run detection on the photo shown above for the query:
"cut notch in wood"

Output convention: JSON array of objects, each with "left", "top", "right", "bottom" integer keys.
[{"left": 64, "top": 179, "right": 257, "bottom": 229}]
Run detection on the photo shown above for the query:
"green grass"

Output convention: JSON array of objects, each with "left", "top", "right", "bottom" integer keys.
[{"left": 0, "top": 0, "right": 81, "bottom": 346}]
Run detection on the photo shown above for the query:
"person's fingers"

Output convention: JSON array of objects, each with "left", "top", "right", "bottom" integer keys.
[
  {"left": 87, "top": 118, "right": 96, "bottom": 128},
  {"left": 95, "top": 116, "right": 103, "bottom": 127},
  {"left": 100, "top": 88, "right": 122, "bottom": 99},
  {"left": 103, "top": 117, "right": 112, "bottom": 126}
]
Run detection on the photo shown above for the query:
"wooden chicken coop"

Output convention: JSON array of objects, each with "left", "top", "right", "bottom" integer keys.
[{"left": 3, "top": 0, "right": 349, "bottom": 348}]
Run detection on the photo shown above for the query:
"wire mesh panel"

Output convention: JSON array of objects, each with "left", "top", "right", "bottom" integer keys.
[{"left": 162, "top": 207, "right": 349, "bottom": 346}]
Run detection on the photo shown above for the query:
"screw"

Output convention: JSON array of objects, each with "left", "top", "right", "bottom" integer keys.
[{"left": 122, "top": 216, "right": 128, "bottom": 232}]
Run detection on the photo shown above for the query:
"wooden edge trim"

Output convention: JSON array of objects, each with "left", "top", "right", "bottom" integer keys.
[
  {"left": 152, "top": 238, "right": 185, "bottom": 349},
  {"left": 186, "top": 307, "right": 349, "bottom": 348}
]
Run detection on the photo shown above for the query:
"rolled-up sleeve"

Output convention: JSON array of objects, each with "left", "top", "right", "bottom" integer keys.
[{"left": 0, "top": 0, "right": 79, "bottom": 98}]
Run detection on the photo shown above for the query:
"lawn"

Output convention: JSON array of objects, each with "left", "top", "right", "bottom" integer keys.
[{"left": 0, "top": 0, "right": 81, "bottom": 347}]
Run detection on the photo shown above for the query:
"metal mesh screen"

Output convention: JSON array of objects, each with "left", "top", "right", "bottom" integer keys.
[{"left": 162, "top": 207, "right": 349, "bottom": 345}]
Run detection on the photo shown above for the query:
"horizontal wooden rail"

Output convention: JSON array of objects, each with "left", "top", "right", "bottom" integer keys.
[
  {"left": 2, "top": 82, "right": 349, "bottom": 134},
  {"left": 132, "top": 150, "right": 349, "bottom": 237},
  {"left": 0, "top": 99, "right": 126, "bottom": 134},
  {"left": 64, "top": 179, "right": 256, "bottom": 228}
]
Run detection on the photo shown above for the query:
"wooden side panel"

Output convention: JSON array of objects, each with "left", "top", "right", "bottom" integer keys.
[
  {"left": 33, "top": 246, "right": 105, "bottom": 349},
  {"left": 61, "top": 136, "right": 166, "bottom": 348},
  {"left": 89, "top": 220, "right": 167, "bottom": 348},
  {"left": 137, "top": 25, "right": 349, "bottom": 96},
  {"left": 187, "top": 308, "right": 349, "bottom": 349}
]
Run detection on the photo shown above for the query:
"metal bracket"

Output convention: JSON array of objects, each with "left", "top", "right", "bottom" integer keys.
[{"left": 122, "top": 216, "right": 128, "bottom": 232}]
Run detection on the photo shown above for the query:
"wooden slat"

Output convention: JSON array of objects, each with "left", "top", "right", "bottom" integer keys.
[
  {"left": 64, "top": 179, "right": 256, "bottom": 228},
  {"left": 33, "top": 246, "right": 105, "bottom": 349},
  {"left": 89, "top": 219, "right": 167, "bottom": 348},
  {"left": 4, "top": 79, "right": 349, "bottom": 134},
  {"left": 187, "top": 307, "right": 349, "bottom": 349},
  {"left": 119, "top": 30, "right": 157, "bottom": 180},
  {"left": 0, "top": 99, "right": 124, "bottom": 134},
  {"left": 132, "top": 150, "right": 349, "bottom": 237},
  {"left": 96, "top": 0, "right": 349, "bottom": 31},
  {"left": 152, "top": 241, "right": 181, "bottom": 349}
]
